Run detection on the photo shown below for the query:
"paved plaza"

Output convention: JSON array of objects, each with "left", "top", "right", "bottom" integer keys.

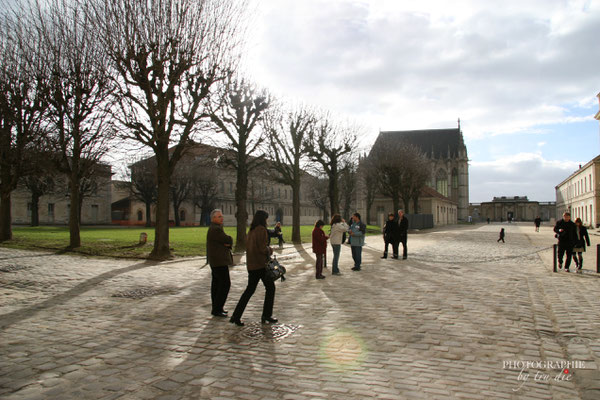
[{"left": 1, "top": 223, "right": 600, "bottom": 399}]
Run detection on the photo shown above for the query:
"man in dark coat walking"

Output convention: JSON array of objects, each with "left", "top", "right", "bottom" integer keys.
[
  {"left": 392, "top": 209, "right": 409, "bottom": 260},
  {"left": 206, "top": 209, "right": 233, "bottom": 317},
  {"left": 554, "top": 211, "right": 576, "bottom": 272},
  {"left": 381, "top": 213, "right": 395, "bottom": 259}
]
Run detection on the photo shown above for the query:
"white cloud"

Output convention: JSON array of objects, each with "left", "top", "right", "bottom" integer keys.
[
  {"left": 469, "top": 152, "right": 581, "bottom": 202},
  {"left": 247, "top": 0, "right": 600, "bottom": 144}
]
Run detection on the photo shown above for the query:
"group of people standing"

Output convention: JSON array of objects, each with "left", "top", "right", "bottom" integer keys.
[
  {"left": 554, "top": 211, "right": 590, "bottom": 273},
  {"left": 382, "top": 210, "right": 409, "bottom": 260},
  {"left": 206, "top": 209, "right": 277, "bottom": 327},
  {"left": 311, "top": 212, "right": 367, "bottom": 278}
]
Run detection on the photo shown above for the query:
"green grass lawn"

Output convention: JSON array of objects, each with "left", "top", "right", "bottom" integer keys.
[{"left": 1, "top": 224, "right": 381, "bottom": 259}]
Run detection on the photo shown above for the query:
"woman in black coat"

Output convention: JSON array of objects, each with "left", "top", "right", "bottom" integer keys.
[
  {"left": 381, "top": 213, "right": 395, "bottom": 259},
  {"left": 572, "top": 218, "right": 591, "bottom": 272}
]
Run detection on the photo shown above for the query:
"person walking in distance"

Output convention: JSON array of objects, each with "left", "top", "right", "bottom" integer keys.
[
  {"left": 572, "top": 218, "right": 590, "bottom": 273},
  {"left": 534, "top": 216, "right": 541, "bottom": 232},
  {"left": 394, "top": 209, "right": 409, "bottom": 260},
  {"left": 230, "top": 210, "right": 277, "bottom": 326},
  {"left": 554, "top": 211, "right": 577, "bottom": 272},
  {"left": 206, "top": 209, "right": 233, "bottom": 318},
  {"left": 329, "top": 214, "right": 348, "bottom": 275},
  {"left": 349, "top": 213, "right": 366, "bottom": 271},
  {"left": 497, "top": 228, "right": 505, "bottom": 243},
  {"left": 312, "top": 220, "right": 329, "bottom": 279},
  {"left": 381, "top": 213, "right": 395, "bottom": 259}
]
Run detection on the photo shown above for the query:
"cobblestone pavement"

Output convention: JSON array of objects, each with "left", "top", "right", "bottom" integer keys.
[{"left": 1, "top": 223, "right": 600, "bottom": 399}]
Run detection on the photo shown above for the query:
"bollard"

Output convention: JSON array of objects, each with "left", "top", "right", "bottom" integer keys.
[
  {"left": 553, "top": 244, "right": 557, "bottom": 273},
  {"left": 597, "top": 244, "right": 600, "bottom": 274}
]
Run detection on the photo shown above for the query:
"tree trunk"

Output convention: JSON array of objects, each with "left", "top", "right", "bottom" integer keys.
[
  {"left": 68, "top": 171, "right": 81, "bottom": 248},
  {"left": 292, "top": 180, "right": 301, "bottom": 244},
  {"left": 413, "top": 196, "right": 419, "bottom": 214},
  {"left": 31, "top": 193, "right": 40, "bottom": 227},
  {"left": 150, "top": 150, "right": 171, "bottom": 259},
  {"left": 402, "top": 198, "right": 410, "bottom": 214},
  {"left": 328, "top": 164, "right": 339, "bottom": 216},
  {"left": 173, "top": 201, "right": 180, "bottom": 227},
  {"left": 235, "top": 163, "right": 249, "bottom": 252},
  {"left": 392, "top": 196, "right": 400, "bottom": 216},
  {"left": 145, "top": 201, "right": 152, "bottom": 227},
  {"left": 0, "top": 187, "right": 12, "bottom": 241}
]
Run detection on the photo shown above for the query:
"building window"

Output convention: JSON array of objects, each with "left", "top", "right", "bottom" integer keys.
[
  {"left": 180, "top": 209, "right": 186, "bottom": 222},
  {"left": 48, "top": 203, "right": 55, "bottom": 218},
  {"left": 278, "top": 188, "right": 281, "bottom": 199},
  {"left": 436, "top": 169, "right": 448, "bottom": 198},
  {"left": 220, "top": 182, "right": 224, "bottom": 193},
  {"left": 27, "top": 203, "right": 32, "bottom": 218},
  {"left": 452, "top": 168, "right": 458, "bottom": 189},
  {"left": 137, "top": 210, "right": 143, "bottom": 221},
  {"left": 229, "top": 182, "right": 233, "bottom": 194}
]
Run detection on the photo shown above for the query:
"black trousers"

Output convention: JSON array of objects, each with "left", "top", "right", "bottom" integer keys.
[
  {"left": 383, "top": 238, "right": 392, "bottom": 257},
  {"left": 398, "top": 235, "right": 407, "bottom": 258},
  {"left": 232, "top": 269, "right": 275, "bottom": 320},
  {"left": 210, "top": 265, "right": 230, "bottom": 314},
  {"left": 558, "top": 244, "right": 573, "bottom": 270}
]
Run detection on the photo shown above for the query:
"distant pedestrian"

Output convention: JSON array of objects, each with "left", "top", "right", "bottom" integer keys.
[
  {"left": 381, "top": 213, "right": 395, "bottom": 259},
  {"left": 393, "top": 209, "right": 409, "bottom": 259},
  {"left": 230, "top": 210, "right": 277, "bottom": 326},
  {"left": 497, "top": 228, "right": 505, "bottom": 243},
  {"left": 554, "top": 212, "right": 576, "bottom": 272},
  {"left": 273, "top": 221, "right": 285, "bottom": 248},
  {"left": 572, "top": 218, "right": 590, "bottom": 273},
  {"left": 349, "top": 213, "right": 366, "bottom": 271},
  {"left": 329, "top": 214, "right": 348, "bottom": 275},
  {"left": 312, "top": 220, "right": 329, "bottom": 279},
  {"left": 534, "top": 216, "right": 541, "bottom": 232},
  {"left": 206, "top": 209, "right": 233, "bottom": 318},
  {"left": 487, "top": 217, "right": 490, "bottom": 224}
]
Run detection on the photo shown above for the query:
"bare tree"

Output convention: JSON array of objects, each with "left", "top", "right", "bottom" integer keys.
[
  {"left": 405, "top": 153, "right": 432, "bottom": 214},
  {"left": 309, "top": 176, "right": 329, "bottom": 221},
  {"left": 128, "top": 159, "right": 158, "bottom": 227},
  {"left": 20, "top": 150, "right": 56, "bottom": 226},
  {"left": 339, "top": 164, "right": 357, "bottom": 221},
  {"left": 169, "top": 166, "right": 194, "bottom": 227},
  {"left": 361, "top": 160, "right": 378, "bottom": 224},
  {"left": 94, "top": 0, "right": 246, "bottom": 259},
  {"left": 368, "top": 140, "right": 430, "bottom": 214},
  {"left": 0, "top": 8, "right": 49, "bottom": 240},
  {"left": 35, "top": 0, "right": 115, "bottom": 247},
  {"left": 190, "top": 171, "right": 218, "bottom": 227},
  {"left": 209, "top": 77, "right": 270, "bottom": 251},
  {"left": 305, "top": 114, "right": 357, "bottom": 216},
  {"left": 264, "top": 105, "right": 315, "bottom": 243}
]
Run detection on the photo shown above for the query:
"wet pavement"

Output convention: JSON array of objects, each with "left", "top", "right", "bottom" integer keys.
[{"left": 1, "top": 223, "right": 600, "bottom": 399}]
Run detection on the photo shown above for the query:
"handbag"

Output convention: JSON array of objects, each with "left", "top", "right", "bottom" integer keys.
[{"left": 265, "top": 256, "right": 286, "bottom": 282}]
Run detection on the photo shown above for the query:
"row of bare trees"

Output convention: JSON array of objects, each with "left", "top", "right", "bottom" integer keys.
[{"left": 1, "top": 0, "right": 431, "bottom": 260}]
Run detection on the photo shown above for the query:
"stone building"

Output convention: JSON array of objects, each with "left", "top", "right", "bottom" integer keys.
[
  {"left": 554, "top": 93, "right": 600, "bottom": 228},
  {"left": 469, "top": 196, "right": 556, "bottom": 222},
  {"left": 112, "top": 143, "right": 323, "bottom": 227},
  {"left": 357, "top": 124, "right": 468, "bottom": 225},
  {"left": 11, "top": 163, "right": 113, "bottom": 225}
]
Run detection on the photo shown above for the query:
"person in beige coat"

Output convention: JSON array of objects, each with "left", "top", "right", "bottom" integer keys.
[{"left": 230, "top": 210, "right": 277, "bottom": 326}]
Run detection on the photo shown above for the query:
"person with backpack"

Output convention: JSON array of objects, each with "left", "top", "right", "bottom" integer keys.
[
  {"left": 312, "top": 220, "right": 329, "bottom": 279},
  {"left": 349, "top": 212, "right": 366, "bottom": 271}
]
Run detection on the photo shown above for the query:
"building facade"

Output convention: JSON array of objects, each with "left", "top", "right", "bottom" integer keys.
[
  {"left": 112, "top": 144, "right": 323, "bottom": 227},
  {"left": 469, "top": 196, "right": 556, "bottom": 222},
  {"left": 357, "top": 124, "right": 468, "bottom": 225},
  {"left": 555, "top": 157, "right": 600, "bottom": 228},
  {"left": 12, "top": 164, "right": 113, "bottom": 225}
]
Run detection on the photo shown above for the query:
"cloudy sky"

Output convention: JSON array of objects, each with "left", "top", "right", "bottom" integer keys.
[{"left": 245, "top": 0, "right": 600, "bottom": 202}]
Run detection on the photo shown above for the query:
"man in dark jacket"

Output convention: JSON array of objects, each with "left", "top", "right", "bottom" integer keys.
[
  {"left": 381, "top": 213, "right": 395, "bottom": 259},
  {"left": 554, "top": 212, "right": 576, "bottom": 272},
  {"left": 393, "top": 209, "right": 409, "bottom": 260},
  {"left": 206, "top": 209, "right": 233, "bottom": 317}
]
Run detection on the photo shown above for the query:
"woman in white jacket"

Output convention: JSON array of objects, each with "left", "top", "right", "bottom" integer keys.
[{"left": 329, "top": 214, "right": 349, "bottom": 275}]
